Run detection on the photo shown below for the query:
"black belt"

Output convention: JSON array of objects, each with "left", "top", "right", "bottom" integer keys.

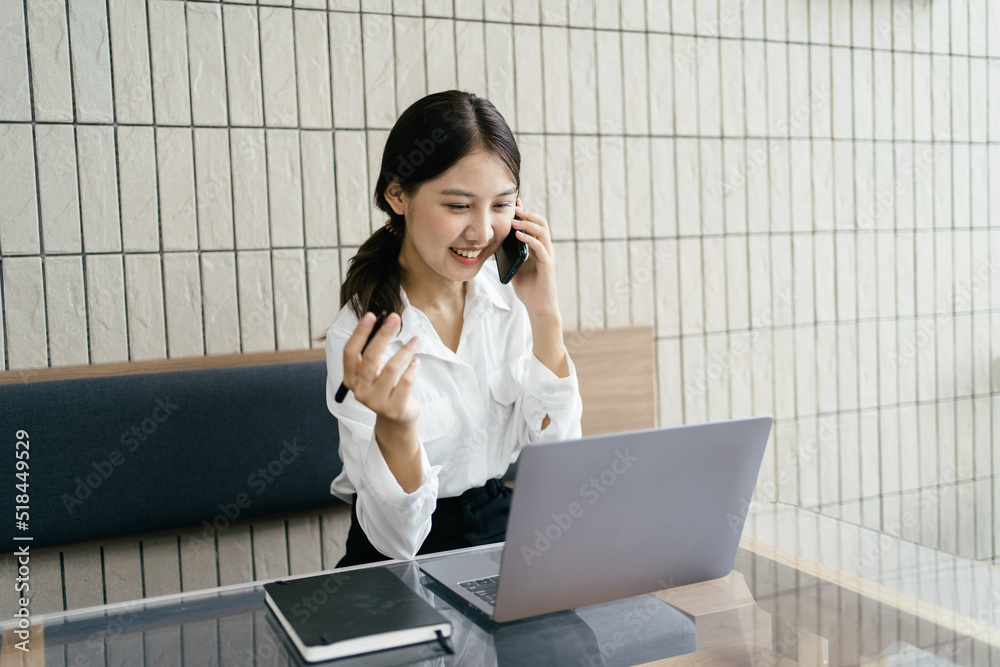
[{"left": 337, "top": 478, "right": 513, "bottom": 568}]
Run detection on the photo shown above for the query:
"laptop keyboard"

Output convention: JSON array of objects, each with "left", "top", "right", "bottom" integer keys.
[{"left": 459, "top": 576, "right": 499, "bottom": 607}]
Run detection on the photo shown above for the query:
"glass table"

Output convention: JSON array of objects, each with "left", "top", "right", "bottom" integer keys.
[{"left": 2, "top": 503, "right": 997, "bottom": 666}]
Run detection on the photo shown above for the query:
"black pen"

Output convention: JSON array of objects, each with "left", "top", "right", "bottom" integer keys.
[{"left": 335, "top": 311, "right": 389, "bottom": 403}]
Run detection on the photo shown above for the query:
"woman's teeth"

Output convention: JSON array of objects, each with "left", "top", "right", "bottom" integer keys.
[{"left": 452, "top": 248, "right": 482, "bottom": 258}]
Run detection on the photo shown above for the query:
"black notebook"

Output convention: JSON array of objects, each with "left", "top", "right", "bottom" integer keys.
[{"left": 263, "top": 567, "right": 452, "bottom": 663}]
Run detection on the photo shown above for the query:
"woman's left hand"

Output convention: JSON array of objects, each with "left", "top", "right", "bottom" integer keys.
[{"left": 509, "top": 200, "right": 560, "bottom": 318}]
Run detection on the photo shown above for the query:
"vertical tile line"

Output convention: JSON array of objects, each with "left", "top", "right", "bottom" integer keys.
[
  {"left": 420, "top": 2, "right": 432, "bottom": 94},
  {"left": 328, "top": 13, "right": 345, "bottom": 327},
  {"left": 21, "top": 0, "right": 35, "bottom": 124},
  {"left": 927, "top": 5, "right": 944, "bottom": 550},
  {"left": 184, "top": 3, "right": 208, "bottom": 358},
  {"left": 221, "top": 11, "right": 245, "bottom": 355},
  {"left": 946, "top": 0, "right": 960, "bottom": 551},
  {"left": 285, "top": 519, "right": 292, "bottom": 578},
  {"left": 674, "top": 9, "right": 687, "bottom": 425},
  {"left": 138, "top": 539, "right": 146, "bottom": 600},
  {"left": 291, "top": 9, "right": 313, "bottom": 349},
  {"left": 508, "top": 2, "right": 519, "bottom": 136},
  {"left": 289, "top": 7, "right": 309, "bottom": 352},
  {"left": 805, "top": 0, "right": 823, "bottom": 512},
  {"left": 256, "top": 5, "right": 276, "bottom": 351},
  {"left": 844, "top": 0, "right": 858, "bottom": 513},
  {"left": 44, "top": 1, "right": 79, "bottom": 369},
  {"left": 63, "top": 0, "right": 79, "bottom": 124},
  {"left": 565, "top": 18, "right": 581, "bottom": 332},
  {"left": 769, "top": 11, "right": 788, "bottom": 505},
  {"left": 448, "top": 6, "right": 459, "bottom": 89},
  {"left": 105, "top": 0, "right": 132, "bottom": 364},
  {"left": 144, "top": 0, "right": 170, "bottom": 358},
  {"left": 644, "top": 3, "right": 660, "bottom": 423},
  {"left": 986, "top": 0, "right": 998, "bottom": 566},
  {"left": 536, "top": 2, "right": 548, "bottom": 229},
  {"left": 73, "top": 128, "right": 93, "bottom": 366},
  {"left": 737, "top": 0, "right": 751, "bottom": 427},
  {"left": 57, "top": 550, "right": 68, "bottom": 612},
  {"left": 219, "top": 3, "right": 241, "bottom": 267},
  {"left": 583, "top": 2, "right": 605, "bottom": 332},
  {"left": 614, "top": 2, "right": 630, "bottom": 323},
  {"left": 176, "top": 533, "right": 184, "bottom": 594},
  {"left": 57, "top": 0, "right": 80, "bottom": 373},
  {"left": 718, "top": 0, "right": 731, "bottom": 356},
  {"left": 355, "top": 7, "right": 371, "bottom": 247},
  {"left": 960, "top": 0, "right": 981, "bottom": 557}
]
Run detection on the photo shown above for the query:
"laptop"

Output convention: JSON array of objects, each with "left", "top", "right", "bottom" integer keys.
[{"left": 419, "top": 417, "right": 772, "bottom": 623}]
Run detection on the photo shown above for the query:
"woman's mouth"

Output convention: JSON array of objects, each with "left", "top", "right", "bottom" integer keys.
[{"left": 450, "top": 247, "right": 485, "bottom": 264}]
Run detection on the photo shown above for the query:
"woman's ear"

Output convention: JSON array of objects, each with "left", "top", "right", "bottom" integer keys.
[{"left": 385, "top": 179, "right": 407, "bottom": 216}]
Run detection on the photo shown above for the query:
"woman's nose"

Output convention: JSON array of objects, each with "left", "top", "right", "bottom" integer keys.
[{"left": 465, "top": 207, "right": 492, "bottom": 241}]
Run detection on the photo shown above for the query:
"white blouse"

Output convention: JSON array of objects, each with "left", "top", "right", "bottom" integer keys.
[{"left": 325, "top": 266, "right": 583, "bottom": 561}]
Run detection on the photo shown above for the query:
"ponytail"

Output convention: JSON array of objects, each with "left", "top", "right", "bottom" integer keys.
[{"left": 339, "top": 220, "right": 406, "bottom": 318}]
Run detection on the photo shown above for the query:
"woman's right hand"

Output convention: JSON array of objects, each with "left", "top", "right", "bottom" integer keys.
[{"left": 342, "top": 312, "right": 422, "bottom": 428}]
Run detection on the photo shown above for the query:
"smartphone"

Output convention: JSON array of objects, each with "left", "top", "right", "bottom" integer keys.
[{"left": 496, "top": 217, "right": 529, "bottom": 284}]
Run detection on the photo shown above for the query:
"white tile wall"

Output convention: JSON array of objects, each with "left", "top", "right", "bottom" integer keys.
[
  {"left": 297, "top": 10, "right": 333, "bottom": 129},
  {"left": 118, "top": 127, "right": 160, "bottom": 253},
  {"left": 148, "top": 0, "right": 191, "bottom": 125},
  {"left": 201, "top": 252, "right": 239, "bottom": 355},
  {"left": 0, "top": 125, "right": 40, "bottom": 255},
  {"left": 156, "top": 127, "right": 198, "bottom": 251},
  {"left": 1, "top": 0, "right": 997, "bottom": 570},
  {"left": 425, "top": 19, "right": 457, "bottom": 95},
  {"left": 124, "top": 254, "right": 167, "bottom": 361},
  {"left": 260, "top": 7, "right": 299, "bottom": 127},
  {"left": 194, "top": 128, "right": 235, "bottom": 251},
  {"left": 85, "top": 254, "right": 128, "bottom": 364},
  {"left": 187, "top": 3, "right": 228, "bottom": 127},
  {"left": 109, "top": 0, "right": 153, "bottom": 124},
  {"left": 43, "top": 256, "right": 87, "bottom": 367},
  {"left": 0, "top": 1, "right": 31, "bottom": 122},
  {"left": 35, "top": 126, "right": 81, "bottom": 254}
]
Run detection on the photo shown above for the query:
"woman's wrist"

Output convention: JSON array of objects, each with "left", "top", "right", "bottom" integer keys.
[
  {"left": 374, "top": 417, "right": 423, "bottom": 493},
  {"left": 529, "top": 312, "right": 570, "bottom": 378}
]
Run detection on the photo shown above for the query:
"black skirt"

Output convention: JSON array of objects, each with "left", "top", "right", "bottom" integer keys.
[{"left": 336, "top": 478, "right": 513, "bottom": 568}]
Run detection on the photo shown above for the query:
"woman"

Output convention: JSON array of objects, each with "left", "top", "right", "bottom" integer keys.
[{"left": 326, "top": 90, "right": 583, "bottom": 566}]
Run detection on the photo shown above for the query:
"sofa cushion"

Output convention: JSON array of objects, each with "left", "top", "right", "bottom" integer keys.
[{"left": 1, "top": 360, "right": 341, "bottom": 550}]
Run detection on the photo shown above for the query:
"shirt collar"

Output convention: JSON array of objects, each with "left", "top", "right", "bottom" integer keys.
[
  {"left": 393, "top": 269, "right": 512, "bottom": 361},
  {"left": 465, "top": 266, "right": 512, "bottom": 320}
]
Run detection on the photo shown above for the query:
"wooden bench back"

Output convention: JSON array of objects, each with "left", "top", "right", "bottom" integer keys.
[
  {"left": 0, "top": 327, "right": 655, "bottom": 432},
  {"left": 0, "top": 326, "right": 655, "bottom": 617}
]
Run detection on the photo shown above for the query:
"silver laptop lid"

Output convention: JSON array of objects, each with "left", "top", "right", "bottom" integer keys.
[{"left": 493, "top": 417, "right": 772, "bottom": 622}]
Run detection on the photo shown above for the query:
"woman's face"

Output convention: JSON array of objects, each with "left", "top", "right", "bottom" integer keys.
[{"left": 390, "top": 148, "right": 518, "bottom": 286}]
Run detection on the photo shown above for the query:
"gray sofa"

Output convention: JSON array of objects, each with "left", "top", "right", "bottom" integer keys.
[{"left": 1, "top": 360, "right": 342, "bottom": 550}]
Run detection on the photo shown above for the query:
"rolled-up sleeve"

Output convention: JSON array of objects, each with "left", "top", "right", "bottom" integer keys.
[
  {"left": 520, "top": 353, "right": 583, "bottom": 443},
  {"left": 325, "top": 329, "right": 442, "bottom": 561}
]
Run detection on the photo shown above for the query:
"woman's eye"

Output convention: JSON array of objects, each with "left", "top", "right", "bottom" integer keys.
[
  {"left": 494, "top": 203, "right": 512, "bottom": 209},
  {"left": 446, "top": 204, "right": 468, "bottom": 210}
]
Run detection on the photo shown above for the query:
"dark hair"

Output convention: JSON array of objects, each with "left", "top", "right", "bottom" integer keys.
[{"left": 339, "top": 91, "right": 521, "bottom": 318}]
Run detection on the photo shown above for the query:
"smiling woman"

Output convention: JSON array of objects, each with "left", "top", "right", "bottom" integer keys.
[{"left": 325, "top": 91, "right": 582, "bottom": 567}]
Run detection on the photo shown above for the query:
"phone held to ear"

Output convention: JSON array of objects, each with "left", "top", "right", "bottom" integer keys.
[{"left": 496, "top": 216, "right": 529, "bottom": 285}]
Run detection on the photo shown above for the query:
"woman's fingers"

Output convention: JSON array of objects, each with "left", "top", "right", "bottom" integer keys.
[
  {"left": 373, "top": 336, "right": 421, "bottom": 396},
  {"left": 342, "top": 311, "right": 377, "bottom": 363},
  {"left": 513, "top": 206, "right": 553, "bottom": 254},
  {"left": 344, "top": 312, "right": 400, "bottom": 388},
  {"left": 342, "top": 312, "right": 422, "bottom": 422}
]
